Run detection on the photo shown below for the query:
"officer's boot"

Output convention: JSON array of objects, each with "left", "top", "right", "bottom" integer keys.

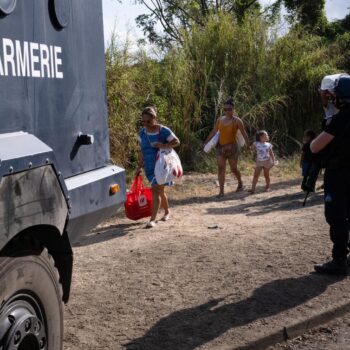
[{"left": 314, "top": 259, "right": 347, "bottom": 276}]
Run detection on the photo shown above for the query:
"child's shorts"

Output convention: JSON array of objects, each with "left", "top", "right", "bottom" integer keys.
[{"left": 256, "top": 159, "right": 274, "bottom": 169}]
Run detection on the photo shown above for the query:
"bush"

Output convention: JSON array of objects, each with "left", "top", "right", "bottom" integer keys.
[{"left": 106, "top": 13, "right": 344, "bottom": 170}]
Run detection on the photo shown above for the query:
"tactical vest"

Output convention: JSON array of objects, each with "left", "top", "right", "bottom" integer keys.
[{"left": 323, "top": 107, "right": 350, "bottom": 169}]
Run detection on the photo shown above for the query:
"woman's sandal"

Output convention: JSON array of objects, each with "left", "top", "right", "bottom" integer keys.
[
  {"left": 146, "top": 221, "right": 156, "bottom": 228},
  {"left": 236, "top": 184, "right": 244, "bottom": 192},
  {"left": 161, "top": 213, "right": 170, "bottom": 222}
]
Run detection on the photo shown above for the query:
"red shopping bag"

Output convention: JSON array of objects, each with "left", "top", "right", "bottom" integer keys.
[{"left": 124, "top": 175, "right": 152, "bottom": 220}]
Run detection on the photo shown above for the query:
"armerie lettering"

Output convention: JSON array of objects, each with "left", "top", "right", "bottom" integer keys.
[{"left": 0, "top": 38, "right": 63, "bottom": 79}]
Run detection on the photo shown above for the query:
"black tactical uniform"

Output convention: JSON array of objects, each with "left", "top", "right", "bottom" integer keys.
[
  {"left": 324, "top": 107, "right": 350, "bottom": 249},
  {"left": 315, "top": 104, "right": 350, "bottom": 275}
]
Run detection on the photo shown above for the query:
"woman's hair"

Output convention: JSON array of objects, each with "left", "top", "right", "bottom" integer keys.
[
  {"left": 224, "top": 98, "right": 234, "bottom": 107},
  {"left": 304, "top": 129, "right": 316, "bottom": 140},
  {"left": 255, "top": 130, "right": 268, "bottom": 142},
  {"left": 142, "top": 106, "right": 157, "bottom": 118}
]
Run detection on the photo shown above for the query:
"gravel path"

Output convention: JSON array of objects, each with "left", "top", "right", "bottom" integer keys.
[{"left": 63, "top": 173, "right": 350, "bottom": 350}]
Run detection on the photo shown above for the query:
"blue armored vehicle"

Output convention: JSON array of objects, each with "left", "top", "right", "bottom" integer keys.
[{"left": 0, "top": 1, "right": 126, "bottom": 348}]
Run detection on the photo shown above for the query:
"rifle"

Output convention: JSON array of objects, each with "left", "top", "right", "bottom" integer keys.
[{"left": 302, "top": 162, "right": 321, "bottom": 207}]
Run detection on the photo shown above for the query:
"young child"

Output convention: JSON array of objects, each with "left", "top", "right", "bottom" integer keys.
[
  {"left": 249, "top": 130, "right": 276, "bottom": 193},
  {"left": 300, "top": 129, "right": 317, "bottom": 191}
]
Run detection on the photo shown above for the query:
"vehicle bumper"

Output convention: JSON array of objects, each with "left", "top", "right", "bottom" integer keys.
[{"left": 65, "top": 165, "right": 126, "bottom": 243}]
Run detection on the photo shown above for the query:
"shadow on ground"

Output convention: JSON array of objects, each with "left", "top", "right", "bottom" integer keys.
[
  {"left": 73, "top": 222, "right": 142, "bottom": 247},
  {"left": 125, "top": 274, "right": 344, "bottom": 350},
  {"left": 206, "top": 190, "right": 323, "bottom": 217},
  {"left": 74, "top": 179, "right": 323, "bottom": 246},
  {"left": 170, "top": 178, "right": 305, "bottom": 208}
]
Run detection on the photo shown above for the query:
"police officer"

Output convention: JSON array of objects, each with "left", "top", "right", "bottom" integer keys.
[{"left": 311, "top": 74, "right": 350, "bottom": 275}]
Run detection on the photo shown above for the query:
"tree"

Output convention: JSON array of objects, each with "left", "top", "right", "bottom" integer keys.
[
  {"left": 325, "top": 12, "right": 350, "bottom": 39},
  {"left": 283, "top": 0, "right": 327, "bottom": 33},
  {"left": 134, "top": 0, "right": 261, "bottom": 47},
  {"left": 131, "top": 0, "right": 328, "bottom": 47}
]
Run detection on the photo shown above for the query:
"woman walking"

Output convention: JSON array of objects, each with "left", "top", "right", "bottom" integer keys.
[
  {"left": 205, "top": 98, "right": 250, "bottom": 197},
  {"left": 136, "top": 106, "right": 180, "bottom": 228}
]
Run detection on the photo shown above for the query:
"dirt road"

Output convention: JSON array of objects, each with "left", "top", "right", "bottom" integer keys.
[
  {"left": 64, "top": 172, "right": 350, "bottom": 350},
  {"left": 271, "top": 314, "right": 350, "bottom": 350}
]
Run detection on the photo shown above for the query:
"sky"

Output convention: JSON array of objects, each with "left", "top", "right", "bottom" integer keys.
[{"left": 102, "top": 0, "right": 350, "bottom": 47}]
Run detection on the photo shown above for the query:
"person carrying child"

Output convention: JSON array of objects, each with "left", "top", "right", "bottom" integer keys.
[
  {"left": 249, "top": 130, "right": 276, "bottom": 194},
  {"left": 300, "top": 129, "right": 317, "bottom": 191}
]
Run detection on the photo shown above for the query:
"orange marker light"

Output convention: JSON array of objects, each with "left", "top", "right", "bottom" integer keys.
[{"left": 110, "top": 184, "right": 120, "bottom": 195}]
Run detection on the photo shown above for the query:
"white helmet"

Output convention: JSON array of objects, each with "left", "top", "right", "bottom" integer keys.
[{"left": 320, "top": 73, "right": 347, "bottom": 92}]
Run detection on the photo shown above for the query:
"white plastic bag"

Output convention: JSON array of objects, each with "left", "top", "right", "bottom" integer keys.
[
  {"left": 155, "top": 148, "right": 183, "bottom": 185},
  {"left": 236, "top": 129, "right": 245, "bottom": 149},
  {"left": 204, "top": 131, "right": 219, "bottom": 153}
]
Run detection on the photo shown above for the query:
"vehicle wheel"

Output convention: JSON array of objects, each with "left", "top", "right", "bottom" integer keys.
[{"left": 0, "top": 245, "right": 63, "bottom": 350}]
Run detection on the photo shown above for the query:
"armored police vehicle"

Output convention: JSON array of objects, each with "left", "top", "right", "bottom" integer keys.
[{"left": 0, "top": 1, "right": 126, "bottom": 349}]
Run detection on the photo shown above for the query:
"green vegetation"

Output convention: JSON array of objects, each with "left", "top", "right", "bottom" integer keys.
[{"left": 106, "top": 1, "right": 350, "bottom": 171}]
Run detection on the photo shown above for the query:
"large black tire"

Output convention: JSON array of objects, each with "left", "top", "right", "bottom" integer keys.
[{"left": 0, "top": 244, "right": 63, "bottom": 350}]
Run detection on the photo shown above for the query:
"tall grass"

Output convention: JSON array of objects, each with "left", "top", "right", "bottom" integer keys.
[{"left": 106, "top": 13, "right": 343, "bottom": 170}]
